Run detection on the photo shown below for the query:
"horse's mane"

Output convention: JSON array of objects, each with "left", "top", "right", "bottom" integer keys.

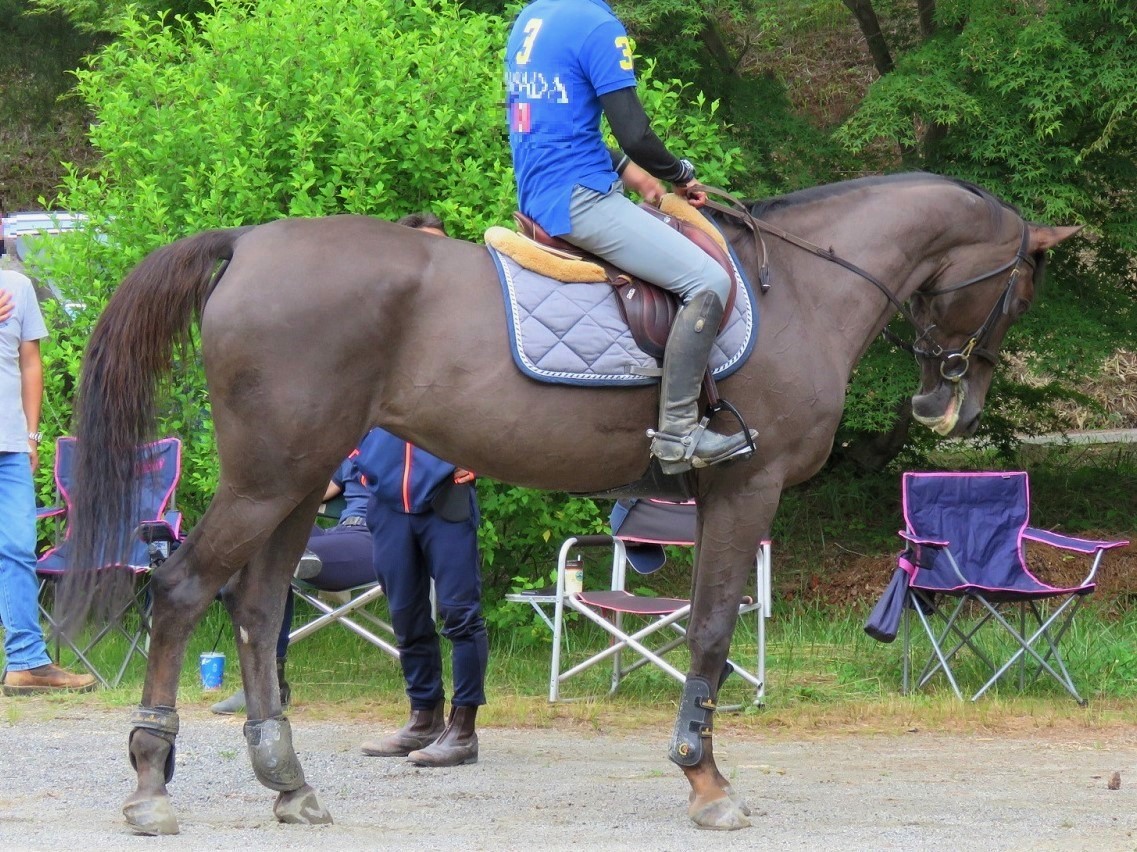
[{"left": 746, "top": 172, "right": 1017, "bottom": 222}]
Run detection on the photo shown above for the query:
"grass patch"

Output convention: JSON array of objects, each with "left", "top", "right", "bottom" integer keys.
[{"left": 30, "top": 589, "right": 1137, "bottom": 735}]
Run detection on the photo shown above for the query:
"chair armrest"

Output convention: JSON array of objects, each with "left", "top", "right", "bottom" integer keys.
[
  {"left": 36, "top": 505, "right": 65, "bottom": 521},
  {"left": 1023, "top": 528, "right": 1130, "bottom": 554},
  {"left": 898, "top": 530, "right": 949, "bottom": 548}
]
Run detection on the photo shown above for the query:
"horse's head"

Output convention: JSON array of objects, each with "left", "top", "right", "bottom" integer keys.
[{"left": 908, "top": 221, "right": 1081, "bottom": 437}]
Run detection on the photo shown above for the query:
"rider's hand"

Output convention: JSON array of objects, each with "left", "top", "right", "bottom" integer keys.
[
  {"left": 620, "top": 162, "right": 666, "bottom": 206},
  {"left": 0, "top": 289, "right": 12, "bottom": 324},
  {"left": 673, "top": 181, "right": 707, "bottom": 208}
]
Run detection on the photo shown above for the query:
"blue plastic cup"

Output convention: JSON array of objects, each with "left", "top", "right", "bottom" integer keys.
[{"left": 200, "top": 652, "right": 225, "bottom": 690}]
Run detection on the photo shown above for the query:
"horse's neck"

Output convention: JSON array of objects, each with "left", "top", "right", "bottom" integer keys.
[{"left": 726, "top": 192, "right": 952, "bottom": 365}]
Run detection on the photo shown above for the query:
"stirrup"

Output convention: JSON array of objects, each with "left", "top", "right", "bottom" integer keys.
[{"left": 647, "top": 400, "right": 757, "bottom": 475}]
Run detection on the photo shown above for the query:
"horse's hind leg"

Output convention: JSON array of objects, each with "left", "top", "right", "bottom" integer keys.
[
  {"left": 222, "top": 498, "right": 332, "bottom": 825},
  {"left": 123, "top": 494, "right": 329, "bottom": 833},
  {"left": 123, "top": 497, "right": 267, "bottom": 835}
]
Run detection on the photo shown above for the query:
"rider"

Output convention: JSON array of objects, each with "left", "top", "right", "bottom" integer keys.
[{"left": 505, "top": 0, "right": 756, "bottom": 474}]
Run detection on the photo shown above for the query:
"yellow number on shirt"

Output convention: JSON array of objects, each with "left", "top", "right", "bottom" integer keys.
[
  {"left": 615, "top": 35, "right": 634, "bottom": 71},
  {"left": 515, "top": 18, "right": 543, "bottom": 65}
]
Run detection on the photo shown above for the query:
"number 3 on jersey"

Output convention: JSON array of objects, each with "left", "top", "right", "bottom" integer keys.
[
  {"left": 515, "top": 19, "right": 542, "bottom": 65},
  {"left": 614, "top": 35, "right": 633, "bottom": 71}
]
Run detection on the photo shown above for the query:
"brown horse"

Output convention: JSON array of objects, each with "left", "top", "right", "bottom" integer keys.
[{"left": 62, "top": 173, "right": 1078, "bottom": 834}]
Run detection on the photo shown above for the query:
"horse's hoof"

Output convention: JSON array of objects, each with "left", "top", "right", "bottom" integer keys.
[
  {"left": 123, "top": 794, "right": 180, "bottom": 835},
  {"left": 273, "top": 783, "right": 333, "bottom": 825},
  {"left": 722, "top": 783, "right": 752, "bottom": 816},
  {"left": 689, "top": 793, "right": 752, "bottom": 830}
]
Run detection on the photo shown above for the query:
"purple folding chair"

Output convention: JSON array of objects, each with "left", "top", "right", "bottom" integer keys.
[
  {"left": 888, "top": 471, "right": 1127, "bottom": 703},
  {"left": 36, "top": 436, "right": 183, "bottom": 688}
]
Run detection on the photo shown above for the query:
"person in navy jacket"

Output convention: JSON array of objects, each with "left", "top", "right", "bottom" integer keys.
[{"left": 356, "top": 426, "right": 487, "bottom": 767}]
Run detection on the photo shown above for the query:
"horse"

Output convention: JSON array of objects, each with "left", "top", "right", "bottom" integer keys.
[{"left": 61, "top": 172, "right": 1079, "bottom": 834}]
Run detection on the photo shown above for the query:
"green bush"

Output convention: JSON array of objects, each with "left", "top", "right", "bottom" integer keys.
[{"left": 30, "top": 0, "right": 742, "bottom": 579}]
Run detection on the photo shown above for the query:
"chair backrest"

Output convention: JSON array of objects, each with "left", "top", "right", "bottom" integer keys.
[
  {"left": 902, "top": 471, "right": 1034, "bottom": 592},
  {"left": 38, "top": 436, "right": 182, "bottom": 572},
  {"left": 609, "top": 498, "right": 696, "bottom": 574}
]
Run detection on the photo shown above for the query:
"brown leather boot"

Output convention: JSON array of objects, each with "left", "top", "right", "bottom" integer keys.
[
  {"left": 2, "top": 663, "right": 97, "bottom": 695},
  {"left": 360, "top": 700, "right": 445, "bottom": 756},
  {"left": 407, "top": 705, "right": 478, "bottom": 767}
]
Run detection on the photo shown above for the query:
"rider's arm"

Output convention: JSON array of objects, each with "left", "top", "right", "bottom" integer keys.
[{"left": 601, "top": 88, "right": 694, "bottom": 187}]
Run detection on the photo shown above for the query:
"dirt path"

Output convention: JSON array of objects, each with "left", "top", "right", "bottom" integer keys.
[{"left": 1, "top": 706, "right": 1135, "bottom": 850}]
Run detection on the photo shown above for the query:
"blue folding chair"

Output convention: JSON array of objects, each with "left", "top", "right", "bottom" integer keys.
[
  {"left": 876, "top": 471, "right": 1128, "bottom": 703},
  {"left": 36, "top": 436, "right": 183, "bottom": 688}
]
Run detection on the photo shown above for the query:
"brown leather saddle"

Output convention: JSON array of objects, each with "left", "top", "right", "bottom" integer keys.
[{"left": 512, "top": 204, "right": 739, "bottom": 361}]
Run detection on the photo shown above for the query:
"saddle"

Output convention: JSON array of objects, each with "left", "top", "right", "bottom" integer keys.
[{"left": 510, "top": 200, "right": 739, "bottom": 360}]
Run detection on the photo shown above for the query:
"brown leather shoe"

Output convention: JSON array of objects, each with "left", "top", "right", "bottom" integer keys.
[
  {"left": 407, "top": 705, "right": 478, "bottom": 767},
  {"left": 360, "top": 700, "right": 445, "bottom": 756},
  {"left": 2, "top": 664, "right": 98, "bottom": 695}
]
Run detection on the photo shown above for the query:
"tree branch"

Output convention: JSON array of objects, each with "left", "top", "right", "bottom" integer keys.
[{"left": 841, "top": 0, "right": 894, "bottom": 76}]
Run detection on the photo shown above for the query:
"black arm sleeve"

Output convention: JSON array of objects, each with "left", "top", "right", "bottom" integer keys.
[{"left": 600, "top": 87, "right": 690, "bottom": 184}]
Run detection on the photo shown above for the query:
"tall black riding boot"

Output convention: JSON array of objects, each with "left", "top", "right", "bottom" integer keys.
[
  {"left": 360, "top": 699, "right": 446, "bottom": 757},
  {"left": 648, "top": 290, "right": 758, "bottom": 474},
  {"left": 407, "top": 705, "right": 479, "bottom": 767}
]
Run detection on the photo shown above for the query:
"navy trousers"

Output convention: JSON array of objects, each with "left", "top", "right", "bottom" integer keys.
[
  {"left": 367, "top": 501, "right": 487, "bottom": 709},
  {"left": 277, "top": 522, "right": 376, "bottom": 659}
]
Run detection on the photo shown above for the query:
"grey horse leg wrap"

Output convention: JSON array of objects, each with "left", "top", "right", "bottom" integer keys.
[
  {"left": 668, "top": 675, "right": 715, "bottom": 767},
  {"left": 244, "top": 716, "right": 306, "bottom": 792},
  {"left": 129, "top": 705, "right": 180, "bottom": 784}
]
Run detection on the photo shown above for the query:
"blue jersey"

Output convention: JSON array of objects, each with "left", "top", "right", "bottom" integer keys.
[{"left": 506, "top": 0, "right": 637, "bottom": 236}]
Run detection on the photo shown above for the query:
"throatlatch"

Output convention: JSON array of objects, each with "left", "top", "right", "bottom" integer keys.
[{"left": 668, "top": 675, "right": 716, "bottom": 767}]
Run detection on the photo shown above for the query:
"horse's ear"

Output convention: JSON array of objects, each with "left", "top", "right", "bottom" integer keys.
[{"left": 1027, "top": 224, "right": 1083, "bottom": 253}]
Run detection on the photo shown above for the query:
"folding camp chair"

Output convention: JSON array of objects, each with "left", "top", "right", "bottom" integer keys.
[
  {"left": 36, "top": 436, "right": 183, "bottom": 688},
  {"left": 880, "top": 471, "right": 1128, "bottom": 703},
  {"left": 548, "top": 499, "right": 771, "bottom": 707},
  {"left": 285, "top": 496, "right": 400, "bottom": 660}
]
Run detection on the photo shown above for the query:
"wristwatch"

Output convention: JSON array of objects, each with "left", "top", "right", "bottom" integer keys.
[{"left": 28, "top": 431, "right": 42, "bottom": 443}]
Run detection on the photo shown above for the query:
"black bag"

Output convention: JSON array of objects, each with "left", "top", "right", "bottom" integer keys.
[{"left": 431, "top": 480, "right": 473, "bottom": 523}]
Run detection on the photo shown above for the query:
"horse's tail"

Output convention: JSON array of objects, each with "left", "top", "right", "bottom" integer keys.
[{"left": 58, "top": 227, "right": 248, "bottom": 632}]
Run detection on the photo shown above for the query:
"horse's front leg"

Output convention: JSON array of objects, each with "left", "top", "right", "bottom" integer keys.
[
  {"left": 670, "top": 667, "right": 751, "bottom": 830},
  {"left": 226, "top": 502, "right": 332, "bottom": 826},
  {"left": 670, "top": 492, "right": 770, "bottom": 830}
]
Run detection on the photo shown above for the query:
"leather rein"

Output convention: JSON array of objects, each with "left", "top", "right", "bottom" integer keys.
[{"left": 697, "top": 185, "right": 1036, "bottom": 382}]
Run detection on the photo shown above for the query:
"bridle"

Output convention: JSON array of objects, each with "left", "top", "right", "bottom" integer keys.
[
  {"left": 907, "top": 225, "right": 1034, "bottom": 381},
  {"left": 699, "top": 186, "right": 1036, "bottom": 383}
]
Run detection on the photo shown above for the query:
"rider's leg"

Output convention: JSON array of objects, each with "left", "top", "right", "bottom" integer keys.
[{"left": 566, "top": 184, "right": 756, "bottom": 473}]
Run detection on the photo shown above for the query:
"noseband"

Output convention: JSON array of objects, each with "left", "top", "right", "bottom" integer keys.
[{"left": 700, "top": 187, "right": 1035, "bottom": 383}]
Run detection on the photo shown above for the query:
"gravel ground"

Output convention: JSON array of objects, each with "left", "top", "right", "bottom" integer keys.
[{"left": 1, "top": 705, "right": 1134, "bottom": 851}]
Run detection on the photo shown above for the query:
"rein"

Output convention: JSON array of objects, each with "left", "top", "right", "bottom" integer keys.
[{"left": 698, "top": 185, "right": 1035, "bottom": 381}]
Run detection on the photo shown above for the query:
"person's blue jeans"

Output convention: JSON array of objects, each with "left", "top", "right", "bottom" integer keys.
[
  {"left": 367, "top": 501, "right": 487, "bottom": 709},
  {"left": 0, "top": 452, "right": 51, "bottom": 672}
]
